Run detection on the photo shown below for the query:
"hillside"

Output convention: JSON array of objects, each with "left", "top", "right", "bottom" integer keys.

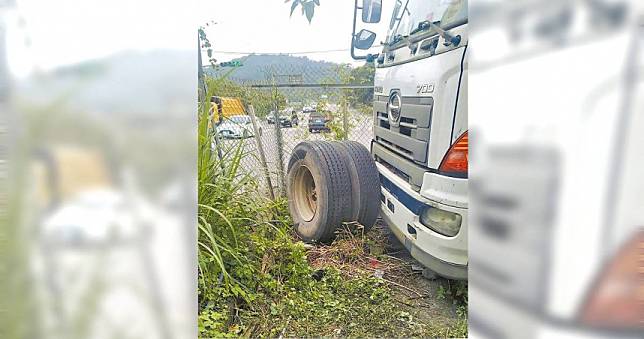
[{"left": 204, "top": 54, "right": 342, "bottom": 84}]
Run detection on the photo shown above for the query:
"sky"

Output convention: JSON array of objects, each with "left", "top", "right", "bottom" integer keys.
[
  {"left": 198, "top": 0, "right": 394, "bottom": 66},
  {"left": 6, "top": 0, "right": 394, "bottom": 76}
]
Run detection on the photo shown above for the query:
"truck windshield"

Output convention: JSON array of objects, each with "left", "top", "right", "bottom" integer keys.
[{"left": 387, "top": 0, "right": 467, "bottom": 45}]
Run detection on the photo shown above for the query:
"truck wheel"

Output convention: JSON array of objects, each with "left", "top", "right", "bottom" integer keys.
[
  {"left": 333, "top": 141, "right": 381, "bottom": 230},
  {"left": 287, "top": 141, "right": 353, "bottom": 243}
]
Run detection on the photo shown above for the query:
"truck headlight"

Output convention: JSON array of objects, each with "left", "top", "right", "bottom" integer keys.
[{"left": 419, "top": 207, "right": 462, "bottom": 237}]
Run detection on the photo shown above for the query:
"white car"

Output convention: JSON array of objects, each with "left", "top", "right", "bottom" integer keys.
[{"left": 216, "top": 115, "right": 256, "bottom": 139}]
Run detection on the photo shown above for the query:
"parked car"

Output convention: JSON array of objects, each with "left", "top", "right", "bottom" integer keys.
[
  {"left": 268, "top": 112, "right": 299, "bottom": 127},
  {"left": 308, "top": 113, "right": 330, "bottom": 133},
  {"left": 302, "top": 106, "right": 316, "bottom": 113},
  {"left": 279, "top": 114, "right": 299, "bottom": 128},
  {"left": 267, "top": 111, "right": 276, "bottom": 124},
  {"left": 216, "top": 115, "right": 258, "bottom": 139}
]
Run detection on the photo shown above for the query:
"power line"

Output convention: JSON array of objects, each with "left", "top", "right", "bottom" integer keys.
[{"left": 211, "top": 48, "right": 351, "bottom": 55}]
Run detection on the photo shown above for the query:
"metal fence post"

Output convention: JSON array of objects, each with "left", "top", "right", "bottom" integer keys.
[
  {"left": 272, "top": 76, "right": 287, "bottom": 197},
  {"left": 248, "top": 105, "right": 276, "bottom": 201},
  {"left": 342, "top": 100, "right": 349, "bottom": 141}
]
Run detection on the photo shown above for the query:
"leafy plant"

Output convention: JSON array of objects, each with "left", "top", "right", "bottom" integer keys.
[{"left": 285, "top": 0, "right": 321, "bottom": 23}]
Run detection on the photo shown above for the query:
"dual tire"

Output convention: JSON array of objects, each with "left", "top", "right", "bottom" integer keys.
[{"left": 286, "top": 140, "right": 380, "bottom": 243}]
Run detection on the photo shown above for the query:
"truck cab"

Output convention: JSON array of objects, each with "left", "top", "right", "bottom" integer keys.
[{"left": 352, "top": 0, "right": 468, "bottom": 279}]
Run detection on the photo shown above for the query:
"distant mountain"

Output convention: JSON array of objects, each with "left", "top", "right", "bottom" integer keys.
[
  {"left": 18, "top": 52, "right": 347, "bottom": 118},
  {"left": 204, "top": 54, "right": 342, "bottom": 84}
]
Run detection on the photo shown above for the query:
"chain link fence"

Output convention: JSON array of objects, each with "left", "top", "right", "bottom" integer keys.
[{"left": 208, "top": 63, "right": 374, "bottom": 198}]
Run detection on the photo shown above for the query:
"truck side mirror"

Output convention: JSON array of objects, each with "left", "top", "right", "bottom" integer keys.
[
  {"left": 353, "top": 29, "right": 377, "bottom": 50},
  {"left": 362, "top": 0, "right": 382, "bottom": 23}
]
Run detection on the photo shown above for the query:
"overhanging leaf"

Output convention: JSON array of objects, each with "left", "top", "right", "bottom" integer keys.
[
  {"left": 304, "top": 1, "right": 315, "bottom": 23},
  {"left": 290, "top": 0, "right": 299, "bottom": 16}
]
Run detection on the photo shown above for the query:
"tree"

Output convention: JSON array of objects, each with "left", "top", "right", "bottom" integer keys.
[
  {"left": 334, "top": 63, "right": 375, "bottom": 109},
  {"left": 348, "top": 63, "right": 375, "bottom": 106}
]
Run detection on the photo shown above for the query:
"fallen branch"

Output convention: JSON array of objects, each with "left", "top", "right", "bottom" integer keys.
[{"left": 381, "top": 277, "right": 423, "bottom": 297}]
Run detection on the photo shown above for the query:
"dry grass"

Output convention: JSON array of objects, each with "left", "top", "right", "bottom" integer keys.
[
  {"left": 303, "top": 221, "right": 425, "bottom": 298},
  {"left": 302, "top": 220, "right": 468, "bottom": 335}
]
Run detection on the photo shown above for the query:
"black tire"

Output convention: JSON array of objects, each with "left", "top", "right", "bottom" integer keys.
[
  {"left": 287, "top": 141, "right": 354, "bottom": 243},
  {"left": 333, "top": 141, "right": 381, "bottom": 230}
]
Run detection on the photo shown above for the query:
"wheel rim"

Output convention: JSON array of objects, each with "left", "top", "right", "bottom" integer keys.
[{"left": 293, "top": 165, "right": 317, "bottom": 222}]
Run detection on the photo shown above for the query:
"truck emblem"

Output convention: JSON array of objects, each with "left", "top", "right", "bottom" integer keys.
[{"left": 387, "top": 91, "right": 402, "bottom": 126}]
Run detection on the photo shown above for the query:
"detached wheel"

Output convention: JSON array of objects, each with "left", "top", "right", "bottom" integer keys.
[
  {"left": 333, "top": 141, "right": 381, "bottom": 230},
  {"left": 287, "top": 141, "right": 353, "bottom": 243}
]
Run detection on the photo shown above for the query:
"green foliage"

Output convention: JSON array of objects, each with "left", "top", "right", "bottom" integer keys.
[
  {"left": 320, "top": 63, "right": 375, "bottom": 112},
  {"left": 348, "top": 63, "right": 376, "bottom": 106},
  {"left": 311, "top": 96, "right": 348, "bottom": 141},
  {"left": 286, "top": 0, "right": 320, "bottom": 23},
  {"left": 436, "top": 280, "right": 468, "bottom": 307},
  {"left": 333, "top": 63, "right": 376, "bottom": 108},
  {"left": 436, "top": 279, "right": 468, "bottom": 336}
]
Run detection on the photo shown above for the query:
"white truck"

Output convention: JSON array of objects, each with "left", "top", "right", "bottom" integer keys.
[
  {"left": 468, "top": 0, "right": 644, "bottom": 337},
  {"left": 286, "top": 0, "right": 467, "bottom": 280},
  {"left": 351, "top": 0, "right": 469, "bottom": 280}
]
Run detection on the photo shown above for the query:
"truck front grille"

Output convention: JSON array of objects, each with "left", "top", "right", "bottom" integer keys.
[{"left": 374, "top": 95, "right": 433, "bottom": 165}]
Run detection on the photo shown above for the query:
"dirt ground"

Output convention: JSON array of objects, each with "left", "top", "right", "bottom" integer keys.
[
  {"left": 378, "top": 219, "right": 466, "bottom": 332},
  {"left": 306, "top": 218, "right": 467, "bottom": 336}
]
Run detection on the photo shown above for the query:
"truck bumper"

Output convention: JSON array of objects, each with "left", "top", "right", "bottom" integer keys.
[
  {"left": 381, "top": 210, "right": 468, "bottom": 280},
  {"left": 377, "top": 163, "right": 468, "bottom": 280}
]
